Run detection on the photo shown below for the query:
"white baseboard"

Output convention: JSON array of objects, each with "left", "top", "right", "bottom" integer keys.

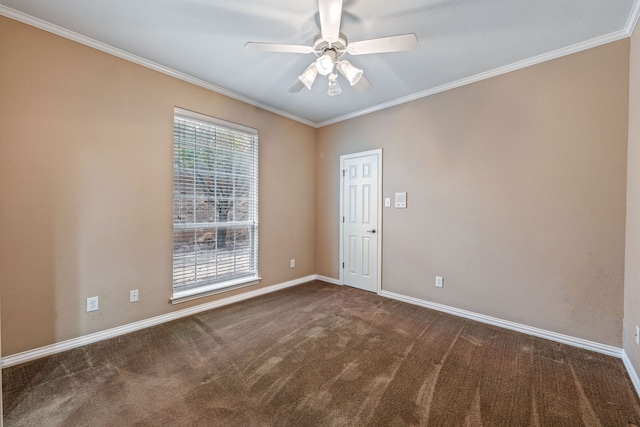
[
  {"left": 1, "top": 275, "right": 632, "bottom": 392},
  {"left": 1, "top": 275, "right": 317, "bottom": 368},
  {"left": 623, "top": 350, "right": 640, "bottom": 398},
  {"left": 379, "top": 290, "right": 623, "bottom": 358},
  {"left": 316, "top": 275, "right": 341, "bottom": 285}
]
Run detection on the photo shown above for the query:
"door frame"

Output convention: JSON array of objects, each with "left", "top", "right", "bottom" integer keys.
[{"left": 339, "top": 149, "right": 383, "bottom": 294}]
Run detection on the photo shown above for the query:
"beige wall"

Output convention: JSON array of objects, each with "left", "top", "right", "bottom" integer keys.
[
  {"left": 0, "top": 13, "right": 633, "bottom": 358},
  {"left": 317, "top": 40, "right": 629, "bottom": 346},
  {"left": 0, "top": 17, "right": 317, "bottom": 356},
  {"left": 625, "top": 29, "right": 640, "bottom": 372}
]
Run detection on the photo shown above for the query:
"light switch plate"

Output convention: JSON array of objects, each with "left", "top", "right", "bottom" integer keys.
[{"left": 384, "top": 197, "right": 391, "bottom": 207}]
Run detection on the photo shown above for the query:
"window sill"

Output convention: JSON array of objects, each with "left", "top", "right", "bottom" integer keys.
[{"left": 170, "top": 276, "right": 261, "bottom": 304}]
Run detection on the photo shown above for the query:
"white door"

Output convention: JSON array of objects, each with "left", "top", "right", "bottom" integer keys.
[{"left": 341, "top": 150, "right": 381, "bottom": 293}]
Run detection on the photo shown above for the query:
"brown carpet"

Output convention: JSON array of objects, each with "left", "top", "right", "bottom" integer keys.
[{"left": 3, "top": 281, "right": 640, "bottom": 426}]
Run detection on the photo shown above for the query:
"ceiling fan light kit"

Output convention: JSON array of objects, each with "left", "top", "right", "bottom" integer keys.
[
  {"left": 327, "top": 72, "right": 342, "bottom": 96},
  {"left": 337, "top": 60, "right": 363, "bottom": 86},
  {"left": 316, "top": 52, "right": 336, "bottom": 76},
  {"left": 245, "top": 0, "right": 418, "bottom": 97},
  {"left": 298, "top": 64, "right": 319, "bottom": 90}
]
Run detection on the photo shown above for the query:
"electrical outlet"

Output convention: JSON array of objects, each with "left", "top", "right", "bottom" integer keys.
[
  {"left": 435, "top": 276, "right": 444, "bottom": 288},
  {"left": 87, "top": 296, "right": 99, "bottom": 312},
  {"left": 636, "top": 326, "right": 639, "bottom": 346},
  {"left": 290, "top": 259, "right": 296, "bottom": 268},
  {"left": 130, "top": 289, "right": 139, "bottom": 303}
]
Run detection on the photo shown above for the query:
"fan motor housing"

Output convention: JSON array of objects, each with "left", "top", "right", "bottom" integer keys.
[{"left": 313, "top": 33, "right": 348, "bottom": 57}]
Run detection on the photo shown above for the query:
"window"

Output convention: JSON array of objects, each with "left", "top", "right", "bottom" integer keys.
[{"left": 171, "top": 108, "right": 259, "bottom": 303}]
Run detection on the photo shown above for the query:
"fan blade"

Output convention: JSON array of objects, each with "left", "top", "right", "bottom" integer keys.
[
  {"left": 318, "top": 0, "right": 342, "bottom": 43},
  {"left": 245, "top": 42, "right": 314, "bottom": 54},
  {"left": 354, "top": 75, "right": 372, "bottom": 92},
  {"left": 289, "top": 79, "right": 306, "bottom": 93},
  {"left": 347, "top": 33, "right": 418, "bottom": 55}
]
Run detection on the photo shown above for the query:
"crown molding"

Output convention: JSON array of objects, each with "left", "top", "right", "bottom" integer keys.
[
  {"left": 0, "top": 5, "right": 316, "bottom": 128},
  {"left": 317, "top": 29, "right": 630, "bottom": 127},
  {"left": 626, "top": 0, "right": 640, "bottom": 36},
  {"left": 1, "top": 4, "right": 637, "bottom": 129}
]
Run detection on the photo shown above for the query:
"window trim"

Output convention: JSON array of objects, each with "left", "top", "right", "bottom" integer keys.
[
  {"left": 170, "top": 276, "right": 261, "bottom": 304},
  {"left": 171, "top": 107, "right": 260, "bottom": 304},
  {"left": 174, "top": 107, "right": 258, "bottom": 136}
]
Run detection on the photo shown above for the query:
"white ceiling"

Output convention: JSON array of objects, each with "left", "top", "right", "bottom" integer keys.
[{"left": 1, "top": 0, "right": 639, "bottom": 126}]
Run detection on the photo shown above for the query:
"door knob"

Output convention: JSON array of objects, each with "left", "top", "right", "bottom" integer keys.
[{"left": 366, "top": 229, "right": 376, "bottom": 234}]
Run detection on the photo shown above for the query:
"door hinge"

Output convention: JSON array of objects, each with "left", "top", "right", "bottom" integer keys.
[
  {"left": 342, "top": 262, "right": 345, "bottom": 268},
  {"left": 342, "top": 170, "right": 346, "bottom": 177},
  {"left": 342, "top": 216, "right": 345, "bottom": 223}
]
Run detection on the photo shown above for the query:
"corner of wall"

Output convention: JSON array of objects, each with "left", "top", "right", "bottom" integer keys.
[
  {"left": 623, "top": 349, "right": 640, "bottom": 398},
  {"left": 624, "top": 16, "right": 640, "bottom": 390}
]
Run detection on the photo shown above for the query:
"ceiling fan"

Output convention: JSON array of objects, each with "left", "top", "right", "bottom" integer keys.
[{"left": 245, "top": 0, "right": 418, "bottom": 96}]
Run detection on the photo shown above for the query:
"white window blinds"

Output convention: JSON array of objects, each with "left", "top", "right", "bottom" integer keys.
[{"left": 172, "top": 108, "right": 258, "bottom": 301}]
